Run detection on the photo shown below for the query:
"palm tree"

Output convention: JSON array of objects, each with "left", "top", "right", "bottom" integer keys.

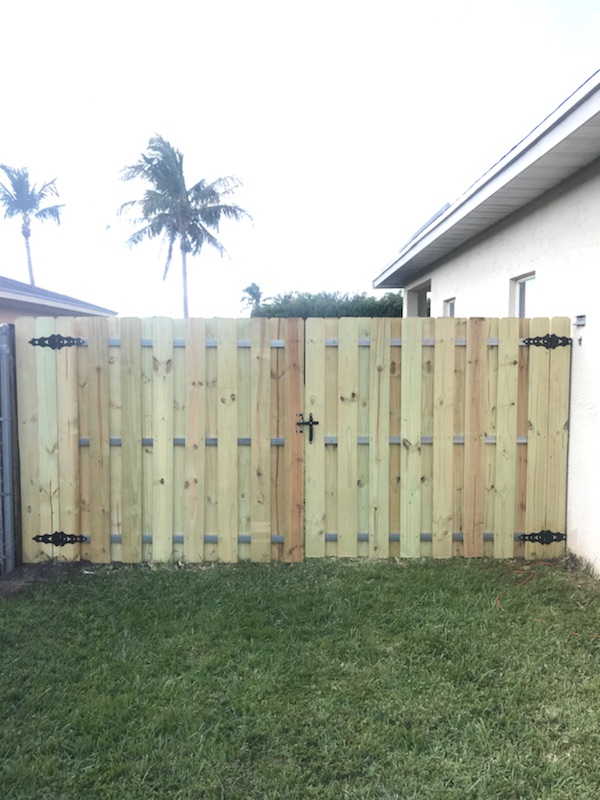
[
  {"left": 0, "top": 165, "right": 63, "bottom": 286},
  {"left": 120, "top": 135, "right": 251, "bottom": 318}
]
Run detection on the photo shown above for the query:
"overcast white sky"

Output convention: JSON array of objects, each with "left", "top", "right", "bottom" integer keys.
[{"left": 0, "top": 0, "right": 598, "bottom": 318}]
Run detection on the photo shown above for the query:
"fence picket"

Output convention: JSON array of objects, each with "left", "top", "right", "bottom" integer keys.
[
  {"left": 16, "top": 317, "right": 41, "bottom": 562},
  {"left": 250, "top": 318, "right": 271, "bottom": 562},
  {"left": 525, "top": 318, "right": 551, "bottom": 560},
  {"left": 151, "top": 318, "right": 174, "bottom": 562},
  {"left": 432, "top": 318, "right": 455, "bottom": 558},
  {"left": 35, "top": 318, "right": 59, "bottom": 560},
  {"left": 337, "top": 318, "right": 359, "bottom": 557},
  {"left": 217, "top": 319, "right": 238, "bottom": 562},
  {"left": 464, "top": 318, "right": 486, "bottom": 557},
  {"left": 304, "top": 318, "right": 326, "bottom": 558},
  {"left": 388, "top": 318, "right": 402, "bottom": 558},
  {"left": 400, "top": 317, "right": 422, "bottom": 557},
  {"left": 183, "top": 318, "right": 206, "bottom": 562},
  {"left": 79, "top": 316, "right": 111, "bottom": 563},
  {"left": 544, "top": 317, "right": 571, "bottom": 559},
  {"left": 494, "top": 318, "right": 519, "bottom": 558},
  {"left": 57, "top": 317, "right": 81, "bottom": 561},
  {"left": 285, "top": 318, "right": 304, "bottom": 562},
  {"left": 120, "top": 318, "right": 143, "bottom": 564},
  {"left": 369, "top": 318, "right": 390, "bottom": 558}
]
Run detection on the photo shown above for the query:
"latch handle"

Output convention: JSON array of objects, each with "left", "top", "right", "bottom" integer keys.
[{"left": 296, "top": 412, "right": 319, "bottom": 444}]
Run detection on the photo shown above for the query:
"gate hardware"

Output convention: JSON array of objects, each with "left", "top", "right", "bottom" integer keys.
[
  {"left": 33, "top": 532, "right": 88, "bottom": 546},
  {"left": 518, "top": 530, "right": 566, "bottom": 546},
  {"left": 522, "top": 333, "right": 572, "bottom": 349},
  {"left": 296, "top": 413, "right": 319, "bottom": 444},
  {"left": 29, "top": 334, "right": 87, "bottom": 350}
]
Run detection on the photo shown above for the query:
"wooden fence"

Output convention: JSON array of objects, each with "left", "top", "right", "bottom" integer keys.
[{"left": 15, "top": 316, "right": 571, "bottom": 564}]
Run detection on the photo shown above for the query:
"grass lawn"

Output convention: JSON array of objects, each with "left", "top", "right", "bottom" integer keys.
[{"left": 1, "top": 558, "right": 600, "bottom": 799}]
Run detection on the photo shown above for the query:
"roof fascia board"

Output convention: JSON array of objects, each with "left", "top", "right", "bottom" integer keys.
[{"left": 0, "top": 290, "right": 113, "bottom": 315}]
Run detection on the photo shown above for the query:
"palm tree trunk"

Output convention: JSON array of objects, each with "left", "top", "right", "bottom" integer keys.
[
  {"left": 22, "top": 224, "right": 35, "bottom": 286},
  {"left": 181, "top": 247, "right": 189, "bottom": 318}
]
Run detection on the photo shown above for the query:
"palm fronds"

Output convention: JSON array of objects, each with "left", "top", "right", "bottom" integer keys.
[{"left": 120, "top": 135, "right": 251, "bottom": 317}]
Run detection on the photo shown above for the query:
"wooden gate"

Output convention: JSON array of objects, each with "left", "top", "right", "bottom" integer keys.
[{"left": 15, "top": 316, "right": 571, "bottom": 564}]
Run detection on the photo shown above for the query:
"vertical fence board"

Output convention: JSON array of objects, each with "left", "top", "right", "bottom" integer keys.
[
  {"left": 15, "top": 318, "right": 40, "bottom": 562},
  {"left": 420, "top": 319, "right": 435, "bottom": 558},
  {"left": 217, "top": 319, "right": 238, "bottom": 562},
  {"left": 483, "top": 319, "right": 498, "bottom": 559},
  {"left": 324, "top": 320, "right": 339, "bottom": 556},
  {"left": 237, "top": 320, "right": 252, "bottom": 562},
  {"left": 108, "top": 318, "right": 122, "bottom": 563},
  {"left": 400, "top": 317, "right": 422, "bottom": 557},
  {"left": 514, "top": 318, "right": 530, "bottom": 560},
  {"left": 269, "top": 320, "right": 284, "bottom": 561},
  {"left": 249, "top": 318, "right": 271, "bottom": 562},
  {"left": 452, "top": 319, "right": 466, "bottom": 556},
  {"left": 204, "top": 320, "right": 219, "bottom": 561},
  {"left": 357, "top": 318, "right": 371, "bottom": 557},
  {"left": 140, "top": 318, "right": 154, "bottom": 562},
  {"left": 183, "top": 318, "right": 206, "bottom": 562},
  {"left": 120, "top": 318, "right": 143, "bottom": 563},
  {"left": 463, "top": 318, "right": 486, "bottom": 557},
  {"left": 337, "top": 318, "right": 359, "bottom": 557},
  {"left": 55, "top": 317, "right": 81, "bottom": 561},
  {"left": 369, "top": 318, "right": 390, "bottom": 558},
  {"left": 544, "top": 317, "right": 571, "bottom": 558},
  {"left": 172, "top": 319, "right": 187, "bottom": 562},
  {"left": 152, "top": 317, "right": 174, "bottom": 562},
  {"left": 304, "top": 318, "right": 326, "bottom": 558},
  {"left": 525, "top": 318, "right": 551, "bottom": 560},
  {"left": 432, "top": 318, "right": 455, "bottom": 558},
  {"left": 35, "top": 318, "right": 59, "bottom": 560},
  {"left": 285, "top": 318, "right": 304, "bottom": 562},
  {"left": 79, "top": 317, "right": 110, "bottom": 563},
  {"left": 494, "top": 318, "right": 519, "bottom": 558},
  {"left": 389, "top": 318, "right": 402, "bottom": 558}
]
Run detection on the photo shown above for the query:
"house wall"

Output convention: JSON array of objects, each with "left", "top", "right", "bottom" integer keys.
[{"left": 403, "top": 160, "right": 600, "bottom": 570}]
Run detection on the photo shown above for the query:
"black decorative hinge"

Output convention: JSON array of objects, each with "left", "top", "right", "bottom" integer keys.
[
  {"left": 518, "top": 530, "right": 567, "bottom": 545},
  {"left": 523, "top": 333, "right": 572, "bottom": 349},
  {"left": 33, "top": 532, "right": 88, "bottom": 546},
  {"left": 296, "top": 412, "right": 319, "bottom": 444},
  {"left": 29, "top": 333, "right": 86, "bottom": 350}
]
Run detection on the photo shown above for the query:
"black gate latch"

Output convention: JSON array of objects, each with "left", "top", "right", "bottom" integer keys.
[{"left": 296, "top": 413, "right": 319, "bottom": 444}]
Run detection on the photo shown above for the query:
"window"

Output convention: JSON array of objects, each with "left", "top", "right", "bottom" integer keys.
[
  {"left": 511, "top": 273, "right": 536, "bottom": 318},
  {"left": 444, "top": 298, "right": 456, "bottom": 317}
]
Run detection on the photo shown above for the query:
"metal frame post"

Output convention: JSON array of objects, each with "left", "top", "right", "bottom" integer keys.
[{"left": 0, "top": 324, "right": 15, "bottom": 574}]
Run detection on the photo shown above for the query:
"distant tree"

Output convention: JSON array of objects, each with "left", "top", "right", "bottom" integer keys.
[
  {"left": 0, "top": 165, "right": 63, "bottom": 286},
  {"left": 251, "top": 291, "right": 403, "bottom": 318},
  {"left": 241, "top": 282, "right": 264, "bottom": 311},
  {"left": 120, "top": 135, "right": 251, "bottom": 318}
]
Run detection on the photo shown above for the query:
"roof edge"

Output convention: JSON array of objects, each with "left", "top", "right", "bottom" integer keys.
[{"left": 374, "top": 69, "right": 600, "bottom": 289}]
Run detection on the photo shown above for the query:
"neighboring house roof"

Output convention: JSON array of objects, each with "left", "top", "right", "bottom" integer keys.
[
  {"left": 0, "top": 276, "right": 116, "bottom": 318},
  {"left": 374, "top": 70, "right": 600, "bottom": 289}
]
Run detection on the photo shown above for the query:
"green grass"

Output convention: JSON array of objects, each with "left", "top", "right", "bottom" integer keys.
[{"left": 2, "top": 558, "right": 600, "bottom": 799}]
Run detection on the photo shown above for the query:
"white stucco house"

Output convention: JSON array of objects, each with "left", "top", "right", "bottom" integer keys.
[{"left": 373, "top": 70, "right": 600, "bottom": 571}]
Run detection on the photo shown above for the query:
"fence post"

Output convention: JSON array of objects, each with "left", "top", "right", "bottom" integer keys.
[{"left": 0, "top": 323, "right": 16, "bottom": 574}]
